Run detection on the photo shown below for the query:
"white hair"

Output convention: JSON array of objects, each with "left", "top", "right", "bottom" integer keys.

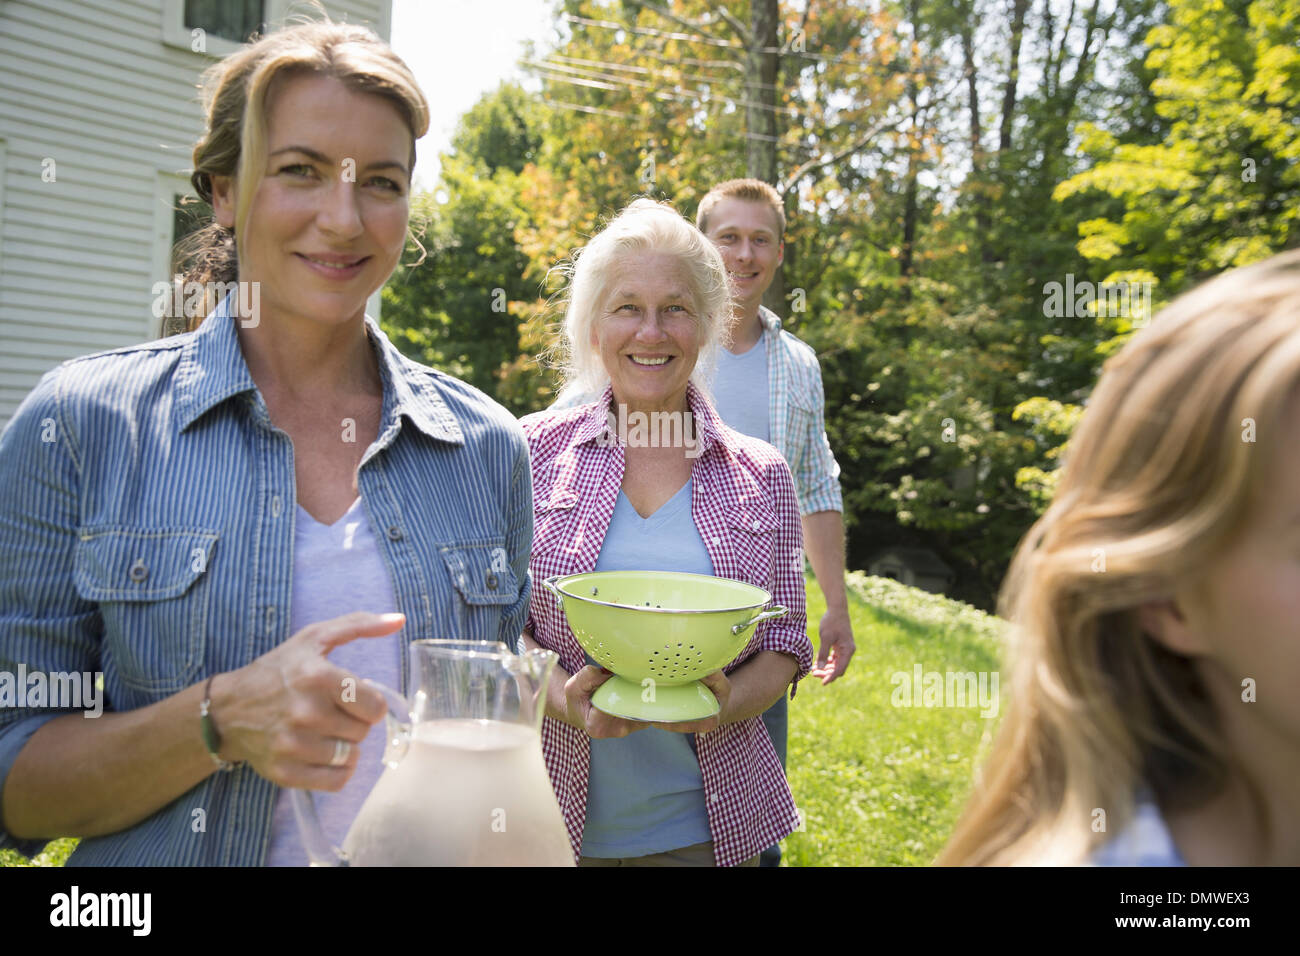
[{"left": 555, "top": 198, "right": 733, "bottom": 399}]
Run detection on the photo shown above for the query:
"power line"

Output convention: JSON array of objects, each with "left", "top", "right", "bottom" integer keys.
[
  {"left": 541, "top": 98, "right": 633, "bottom": 119},
  {"left": 522, "top": 58, "right": 803, "bottom": 119},
  {"left": 561, "top": 12, "right": 888, "bottom": 68},
  {"left": 563, "top": 12, "right": 741, "bottom": 51},
  {"left": 546, "top": 51, "right": 792, "bottom": 95},
  {"left": 538, "top": 96, "right": 784, "bottom": 145}
]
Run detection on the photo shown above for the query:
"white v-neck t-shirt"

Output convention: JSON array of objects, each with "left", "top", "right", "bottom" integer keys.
[{"left": 264, "top": 497, "right": 402, "bottom": 866}]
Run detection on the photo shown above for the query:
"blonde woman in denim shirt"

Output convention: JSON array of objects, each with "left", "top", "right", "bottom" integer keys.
[{"left": 0, "top": 22, "right": 531, "bottom": 865}]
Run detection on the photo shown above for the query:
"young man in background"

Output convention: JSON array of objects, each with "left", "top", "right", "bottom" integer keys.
[{"left": 696, "top": 178, "right": 856, "bottom": 867}]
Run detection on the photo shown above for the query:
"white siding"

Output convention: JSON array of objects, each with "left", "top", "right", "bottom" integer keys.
[{"left": 0, "top": 0, "right": 392, "bottom": 425}]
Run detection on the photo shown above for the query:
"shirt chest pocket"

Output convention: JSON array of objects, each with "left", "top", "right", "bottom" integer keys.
[
  {"left": 73, "top": 528, "right": 219, "bottom": 694},
  {"left": 531, "top": 491, "right": 579, "bottom": 557},
  {"left": 725, "top": 503, "right": 781, "bottom": 584},
  {"left": 440, "top": 542, "right": 520, "bottom": 644}
]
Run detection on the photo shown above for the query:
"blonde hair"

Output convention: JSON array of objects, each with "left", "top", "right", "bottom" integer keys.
[
  {"left": 695, "top": 178, "right": 785, "bottom": 236},
  {"left": 556, "top": 198, "right": 733, "bottom": 398},
  {"left": 176, "top": 18, "right": 428, "bottom": 327},
  {"left": 938, "top": 249, "right": 1300, "bottom": 865}
]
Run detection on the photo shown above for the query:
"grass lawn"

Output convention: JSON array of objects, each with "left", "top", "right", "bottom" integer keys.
[
  {"left": 783, "top": 572, "right": 1005, "bottom": 866},
  {"left": 1, "top": 573, "right": 1006, "bottom": 867}
]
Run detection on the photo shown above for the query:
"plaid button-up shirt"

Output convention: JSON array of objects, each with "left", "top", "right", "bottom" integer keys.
[{"left": 520, "top": 384, "right": 813, "bottom": 866}]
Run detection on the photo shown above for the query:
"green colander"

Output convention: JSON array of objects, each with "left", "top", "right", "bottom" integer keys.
[{"left": 541, "top": 570, "right": 788, "bottom": 722}]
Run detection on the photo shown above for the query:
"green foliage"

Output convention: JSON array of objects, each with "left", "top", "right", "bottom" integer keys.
[
  {"left": 1055, "top": 0, "right": 1300, "bottom": 284},
  {"left": 377, "top": 0, "right": 1299, "bottom": 607},
  {"left": 0, "top": 837, "right": 76, "bottom": 867},
  {"left": 380, "top": 84, "right": 549, "bottom": 413}
]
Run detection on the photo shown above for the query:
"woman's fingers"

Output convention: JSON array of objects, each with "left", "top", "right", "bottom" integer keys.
[
  {"left": 698, "top": 669, "right": 731, "bottom": 716},
  {"left": 306, "top": 611, "right": 406, "bottom": 655},
  {"left": 563, "top": 665, "right": 608, "bottom": 724},
  {"left": 653, "top": 671, "right": 729, "bottom": 734},
  {"left": 651, "top": 715, "right": 718, "bottom": 734},
  {"left": 221, "top": 612, "right": 399, "bottom": 775},
  {"left": 565, "top": 664, "right": 613, "bottom": 699},
  {"left": 269, "top": 761, "right": 359, "bottom": 793},
  {"left": 586, "top": 709, "right": 646, "bottom": 739},
  {"left": 564, "top": 667, "right": 645, "bottom": 739}
]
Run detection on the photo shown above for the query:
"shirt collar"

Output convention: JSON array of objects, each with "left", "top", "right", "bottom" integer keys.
[
  {"left": 173, "top": 292, "right": 463, "bottom": 444},
  {"left": 757, "top": 305, "right": 783, "bottom": 334},
  {"left": 571, "top": 382, "right": 730, "bottom": 457}
]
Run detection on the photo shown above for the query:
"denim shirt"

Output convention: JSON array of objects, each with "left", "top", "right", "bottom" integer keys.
[{"left": 0, "top": 295, "right": 532, "bottom": 865}]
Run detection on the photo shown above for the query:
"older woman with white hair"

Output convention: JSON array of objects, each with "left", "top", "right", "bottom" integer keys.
[{"left": 519, "top": 199, "right": 812, "bottom": 867}]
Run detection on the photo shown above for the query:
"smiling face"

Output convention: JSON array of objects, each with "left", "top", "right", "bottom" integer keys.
[
  {"left": 209, "top": 71, "right": 412, "bottom": 330},
  {"left": 702, "top": 197, "right": 784, "bottom": 312},
  {"left": 591, "top": 252, "right": 704, "bottom": 415}
]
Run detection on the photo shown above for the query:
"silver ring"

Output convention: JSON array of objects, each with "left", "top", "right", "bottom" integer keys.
[{"left": 329, "top": 738, "right": 351, "bottom": 767}]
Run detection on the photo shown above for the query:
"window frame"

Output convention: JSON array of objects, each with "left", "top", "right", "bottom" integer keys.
[
  {"left": 161, "top": 0, "right": 292, "bottom": 58},
  {"left": 150, "top": 172, "right": 205, "bottom": 340}
]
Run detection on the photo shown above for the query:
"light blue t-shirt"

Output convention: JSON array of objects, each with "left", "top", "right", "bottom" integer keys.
[
  {"left": 1089, "top": 794, "right": 1189, "bottom": 866},
  {"left": 711, "top": 337, "right": 770, "bottom": 442},
  {"left": 264, "top": 497, "right": 402, "bottom": 866},
  {"left": 581, "top": 479, "right": 715, "bottom": 858}
]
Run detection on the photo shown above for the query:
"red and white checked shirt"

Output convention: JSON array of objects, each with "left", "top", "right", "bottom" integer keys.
[{"left": 520, "top": 383, "right": 813, "bottom": 867}]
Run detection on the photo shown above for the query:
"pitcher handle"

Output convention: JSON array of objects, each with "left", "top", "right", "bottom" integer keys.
[
  {"left": 289, "top": 678, "right": 410, "bottom": 867},
  {"left": 731, "top": 605, "right": 789, "bottom": 635}
]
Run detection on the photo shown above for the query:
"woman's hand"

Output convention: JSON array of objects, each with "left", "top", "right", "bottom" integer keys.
[
  {"left": 651, "top": 669, "right": 732, "bottom": 735},
  {"left": 213, "top": 611, "right": 406, "bottom": 791},
  {"left": 565, "top": 666, "right": 649, "bottom": 739}
]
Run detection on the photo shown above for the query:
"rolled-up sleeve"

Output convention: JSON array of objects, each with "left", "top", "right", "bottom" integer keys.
[
  {"left": 0, "top": 367, "right": 101, "bottom": 855},
  {"left": 759, "top": 457, "right": 813, "bottom": 692},
  {"left": 795, "top": 359, "right": 843, "bottom": 516}
]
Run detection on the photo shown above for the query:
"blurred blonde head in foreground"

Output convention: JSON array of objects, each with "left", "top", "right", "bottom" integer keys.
[{"left": 940, "top": 249, "right": 1300, "bottom": 866}]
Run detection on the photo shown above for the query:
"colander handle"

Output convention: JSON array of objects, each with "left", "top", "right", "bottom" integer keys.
[
  {"left": 541, "top": 575, "right": 564, "bottom": 603},
  {"left": 731, "top": 605, "right": 789, "bottom": 635}
]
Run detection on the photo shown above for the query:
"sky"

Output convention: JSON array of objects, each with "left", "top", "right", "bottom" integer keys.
[{"left": 389, "top": 0, "right": 557, "bottom": 191}]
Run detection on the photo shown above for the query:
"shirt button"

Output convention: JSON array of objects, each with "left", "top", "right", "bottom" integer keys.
[
  {"left": 709, "top": 793, "right": 720, "bottom": 803},
  {"left": 387, "top": 525, "right": 403, "bottom": 541},
  {"left": 266, "top": 606, "right": 277, "bottom": 632},
  {"left": 711, "top": 536, "right": 720, "bottom": 546},
  {"left": 129, "top": 558, "right": 148, "bottom": 582},
  {"left": 486, "top": 571, "right": 499, "bottom": 590},
  {"left": 271, "top": 495, "right": 283, "bottom": 518},
  {"left": 752, "top": 520, "right": 760, "bottom": 532}
]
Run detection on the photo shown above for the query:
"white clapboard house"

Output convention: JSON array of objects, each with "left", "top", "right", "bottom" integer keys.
[{"left": 0, "top": 0, "right": 392, "bottom": 426}]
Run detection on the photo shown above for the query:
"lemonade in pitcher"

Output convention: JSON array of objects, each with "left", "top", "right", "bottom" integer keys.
[
  {"left": 342, "top": 718, "right": 572, "bottom": 866},
  {"left": 292, "top": 641, "right": 574, "bottom": 866}
]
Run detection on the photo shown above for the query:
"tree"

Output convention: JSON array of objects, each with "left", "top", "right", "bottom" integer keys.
[{"left": 381, "top": 84, "right": 547, "bottom": 410}]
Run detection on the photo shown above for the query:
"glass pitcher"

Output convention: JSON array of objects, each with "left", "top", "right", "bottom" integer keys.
[{"left": 291, "top": 640, "right": 574, "bottom": 866}]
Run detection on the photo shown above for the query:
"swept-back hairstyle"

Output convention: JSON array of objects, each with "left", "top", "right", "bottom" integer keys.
[
  {"left": 695, "top": 178, "right": 786, "bottom": 236},
  {"left": 174, "top": 18, "right": 428, "bottom": 329},
  {"left": 555, "top": 198, "right": 733, "bottom": 399},
  {"left": 939, "top": 249, "right": 1300, "bottom": 865}
]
